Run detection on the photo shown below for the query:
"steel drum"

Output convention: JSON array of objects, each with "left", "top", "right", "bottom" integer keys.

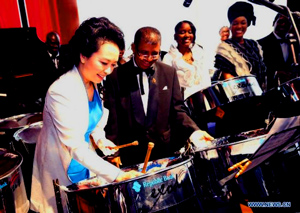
[
  {"left": 0, "top": 148, "right": 29, "bottom": 213},
  {"left": 62, "top": 156, "right": 199, "bottom": 213},
  {"left": 0, "top": 112, "right": 42, "bottom": 149},
  {"left": 201, "top": 75, "right": 263, "bottom": 112},
  {"left": 13, "top": 121, "right": 43, "bottom": 152},
  {"left": 13, "top": 121, "right": 43, "bottom": 199},
  {"left": 199, "top": 76, "right": 268, "bottom": 137},
  {"left": 264, "top": 76, "right": 300, "bottom": 117},
  {"left": 190, "top": 129, "right": 269, "bottom": 211},
  {"left": 0, "top": 112, "right": 42, "bottom": 131}
]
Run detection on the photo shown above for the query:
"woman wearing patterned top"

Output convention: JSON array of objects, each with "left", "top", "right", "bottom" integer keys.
[{"left": 213, "top": 1, "right": 267, "bottom": 91}]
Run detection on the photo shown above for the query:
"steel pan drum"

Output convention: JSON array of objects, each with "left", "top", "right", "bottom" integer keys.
[
  {"left": 0, "top": 112, "right": 42, "bottom": 131},
  {"left": 13, "top": 121, "right": 43, "bottom": 150},
  {"left": 191, "top": 129, "right": 269, "bottom": 210},
  {"left": 0, "top": 148, "right": 29, "bottom": 213},
  {"left": 201, "top": 75, "right": 263, "bottom": 112},
  {"left": 13, "top": 121, "right": 43, "bottom": 199},
  {"left": 0, "top": 112, "right": 42, "bottom": 149},
  {"left": 62, "top": 156, "right": 198, "bottom": 213},
  {"left": 264, "top": 77, "right": 300, "bottom": 117},
  {"left": 198, "top": 76, "right": 269, "bottom": 137},
  {"left": 199, "top": 76, "right": 267, "bottom": 137}
]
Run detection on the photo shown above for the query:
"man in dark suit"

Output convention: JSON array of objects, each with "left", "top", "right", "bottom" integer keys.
[
  {"left": 258, "top": 13, "right": 295, "bottom": 90},
  {"left": 35, "top": 32, "right": 69, "bottom": 106},
  {"left": 104, "top": 27, "right": 213, "bottom": 167}
]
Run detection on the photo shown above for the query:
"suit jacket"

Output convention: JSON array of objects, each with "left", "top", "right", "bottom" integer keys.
[
  {"left": 104, "top": 59, "right": 199, "bottom": 167},
  {"left": 258, "top": 32, "right": 294, "bottom": 90},
  {"left": 31, "top": 67, "right": 120, "bottom": 213},
  {"left": 35, "top": 44, "right": 69, "bottom": 102}
]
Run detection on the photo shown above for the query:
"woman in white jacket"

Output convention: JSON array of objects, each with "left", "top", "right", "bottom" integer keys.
[
  {"left": 163, "top": 20, "right": 211, "bottom": 130},
  {"left": 30, "top": 17, "right": 141, "bottom": 213}
]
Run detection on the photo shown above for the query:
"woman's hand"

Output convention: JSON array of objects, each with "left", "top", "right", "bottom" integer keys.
[
  {"left": 115, "top": 170, "right": 142, "bottom": 182},
  {"left": 219, "top": 26, "right": 230, "bottom": 41},
  {"left": 106, "top": 156, "right": 122, "bottom": 168},
  {"left": 97, "top": 138, "right": 119, "bottom": 156}
]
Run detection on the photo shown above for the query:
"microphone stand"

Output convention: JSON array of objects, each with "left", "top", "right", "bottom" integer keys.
[
  {"left": 286, "top": 33, "right": 300, "bottom": 76},
  {"left": 251, "top": 1, "right": 300, "bottom": 157}
]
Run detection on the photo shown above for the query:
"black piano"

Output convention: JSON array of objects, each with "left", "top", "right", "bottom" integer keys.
[
  {"left": 0, "top": 27, "right": 46, "bottom": 118},
  {"left": 0, "top": 27, "right": 70, "bottom": 119}
]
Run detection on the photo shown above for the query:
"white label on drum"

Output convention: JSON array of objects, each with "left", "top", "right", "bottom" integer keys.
[
  {"left": 0, "top": 182, "right": 8, "bottom": 189},
  {"left": 129, "top": 164, "right": 196, "bottom": 212},
  {"left": 223, "top": 77, "right": 262, "bottom": 101}
]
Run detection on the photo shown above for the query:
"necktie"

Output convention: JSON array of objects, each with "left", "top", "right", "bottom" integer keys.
[
  {"left": 139, "top": 72, "right": 145, "bottom": 95},
  {"left": 135, "top": 67, "right": 154, "bottom": 95},
  {"left": 278, "top": 39, "right": 290, "bottom": 62}
]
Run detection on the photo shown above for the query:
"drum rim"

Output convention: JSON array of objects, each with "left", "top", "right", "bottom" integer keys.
[
  {"left": 0, "top": 148, "right": 23, "bottom": 179},
  {"left": 278, "top": 76, "right": 300, "bottom": 86},
  {"left": 0, "top": 112, "right": 42, "bottom": 130},
  {"left": 0, "top": 112, "right": 42, "bottom": 121},
  {"left": 194, "top": 133, "right": 268, "bottom": 152},
  {"left": 13, "top": 121, "right": 43, "bottom": 142},
  {"left": 221, "top": 75, "right": 257, "bottom": 82},
  {"left": 200, "top": 74, "right": 259, "bottom": 92}
]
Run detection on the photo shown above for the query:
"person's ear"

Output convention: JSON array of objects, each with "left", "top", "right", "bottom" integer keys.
[
  {"left": 80, "top": 53, "right": 86, "bottom": 64},
  {"left": 131, "top": 43, "right": 136, "bottom": 53}
]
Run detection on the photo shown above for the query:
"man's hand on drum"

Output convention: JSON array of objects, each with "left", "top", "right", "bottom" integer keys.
[
  {"left": 189, "top": 130, "right": 214, "bottom": 149},
  {"left": 115, "top": 170, "right": 142, "bottom": 182},
  {"left": 97, "top": 138, "right": 118, "bottom": 156}
]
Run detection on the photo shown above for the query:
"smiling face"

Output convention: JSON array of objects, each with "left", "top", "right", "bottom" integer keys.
[
  {"left": 46, "top": 33, "right": 60, "bottom": 56},
  {"left": 132, "top": 32, "right": 161, "bottom": 70},
  {"left": 174, "top": 22, "right": 195, "bottom": 48},
  {"left": 230, "top": 16, "right": 248, "bottom": 42},
  {"left": 79, "top": 41, "right": 119, "bottom": 84}
]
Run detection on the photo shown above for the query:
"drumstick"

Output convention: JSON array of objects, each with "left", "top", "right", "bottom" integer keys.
[
  {"left": 235, "top": 160, "right": 252, "bottom": 178},
  {"left": 142, "top": 142, "right": 155, "bottom": 174},
  {"left": 228, "top": 158, "right": 249, "bottom": 172},
  {"left": 106, "top": 141, "right": 139, "bottom": 150},
  {"left": 227, "top": 158, "right": 252, "bottom": 178}
]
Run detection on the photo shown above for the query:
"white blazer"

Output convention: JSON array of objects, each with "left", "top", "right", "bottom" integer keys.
[{"left": 30, "top": 66, "right": 121, "bottom": 213}]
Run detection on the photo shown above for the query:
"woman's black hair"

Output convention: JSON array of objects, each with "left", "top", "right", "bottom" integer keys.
[
  {"left": 174, "top": 20, "right": 196, "bottom": 43},
  {"left": 64, "top": 17, "right": 124, "bottom": 70},
  {"left": 227, "top": 1, "right": 256, "bottom": 26}
]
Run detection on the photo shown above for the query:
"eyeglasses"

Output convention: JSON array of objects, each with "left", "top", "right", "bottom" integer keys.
[{"left": 136, "top": 50, "right": 160, "bottom": 60}]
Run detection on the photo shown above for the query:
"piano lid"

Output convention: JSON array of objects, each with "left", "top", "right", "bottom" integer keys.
[{"left": 0, "top": 27, "right": 44, "bottom": 77}]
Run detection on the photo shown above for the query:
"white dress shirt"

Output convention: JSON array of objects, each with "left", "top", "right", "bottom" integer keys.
[
  {"left": 133, "top": 57, "right": 149, "bottom": 114},
  {"left": 274, "top": 32, "right": 289, "bottom": 62}
]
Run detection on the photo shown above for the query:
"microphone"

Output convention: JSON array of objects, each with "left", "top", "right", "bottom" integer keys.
[
  {"left": 247, "top": 0, "right": 274, "bottom": 5},
  {"left": 183, "top": 0, "right": 193, "bottom": 7},
  {"left": 247, "top": 0, "right": 262, "bottom": 5}
]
